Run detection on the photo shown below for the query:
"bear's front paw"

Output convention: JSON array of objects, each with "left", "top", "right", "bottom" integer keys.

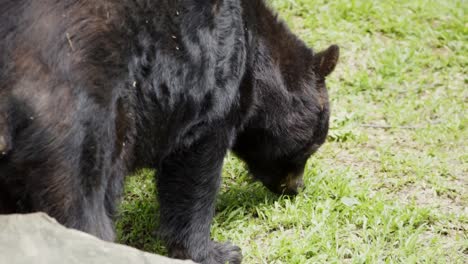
[
  {"left": 205, "top": 241, "right": 242, "bottom": 264},
  {"left": 168, "top": 241, "right": 242, "bottom": 264}
]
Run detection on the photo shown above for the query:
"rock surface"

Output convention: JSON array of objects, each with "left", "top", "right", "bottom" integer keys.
[{"left": 0, "top": 213, "right": 196, "bottom": 264}]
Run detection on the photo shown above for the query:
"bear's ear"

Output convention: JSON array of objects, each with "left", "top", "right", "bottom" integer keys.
[{"left": 314, "top": 45, "right": 340, "bottom": 77}]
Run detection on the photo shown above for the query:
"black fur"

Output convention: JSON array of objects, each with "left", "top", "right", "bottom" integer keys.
[{"left": 0, "top": 0, "right": 339, "bottom": 263}]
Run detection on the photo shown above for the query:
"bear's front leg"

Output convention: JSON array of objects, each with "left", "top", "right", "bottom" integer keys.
[{"left": 157, "top": 132, "right": 242, "bottom": 264}]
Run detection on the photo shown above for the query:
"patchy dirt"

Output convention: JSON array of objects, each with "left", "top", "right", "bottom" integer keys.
[{"left": 397, "top": 184, "right": 467, "bottom": 216}]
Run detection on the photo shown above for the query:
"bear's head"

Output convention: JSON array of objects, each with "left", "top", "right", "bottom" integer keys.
[{"left": 232, "top": 26, "right": 339, "bottom": 195}]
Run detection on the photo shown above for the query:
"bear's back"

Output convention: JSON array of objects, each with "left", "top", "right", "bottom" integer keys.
[{"left": 1, "top": 0, "right": 246, "bottom": 112}]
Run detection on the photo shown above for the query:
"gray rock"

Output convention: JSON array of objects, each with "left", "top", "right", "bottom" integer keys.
[{"left": 0, "top": 213, "right": 197, "bottom": 264}]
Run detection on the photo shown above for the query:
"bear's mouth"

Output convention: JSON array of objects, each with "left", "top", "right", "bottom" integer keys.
[{"left": 260, "top": 172, "right": 305, "bottom": 196}]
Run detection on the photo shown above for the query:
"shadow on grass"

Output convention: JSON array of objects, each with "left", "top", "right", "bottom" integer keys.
[
  {"left": 217, "top": 180, "right": 279, "bottom": 217},
  {"left": 116, "top": 170, "right": 282, "bottom": 254}
]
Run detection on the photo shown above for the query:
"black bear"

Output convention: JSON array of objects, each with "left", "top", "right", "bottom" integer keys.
[{"left": 0, "top": 0, "right": 339, "bottom": 263}]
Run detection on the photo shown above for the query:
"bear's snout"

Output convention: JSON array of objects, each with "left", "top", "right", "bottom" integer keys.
[
  {"left": 280, "top": 173, "right": 305, "bottom": 196},
  {"left": 0, "top": 135, "right": 10, "bottom": 156}
]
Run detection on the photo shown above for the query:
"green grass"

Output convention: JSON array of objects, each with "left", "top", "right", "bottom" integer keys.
[{"left": 116, "top": 0, "right": 467, "bottom": 263}]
